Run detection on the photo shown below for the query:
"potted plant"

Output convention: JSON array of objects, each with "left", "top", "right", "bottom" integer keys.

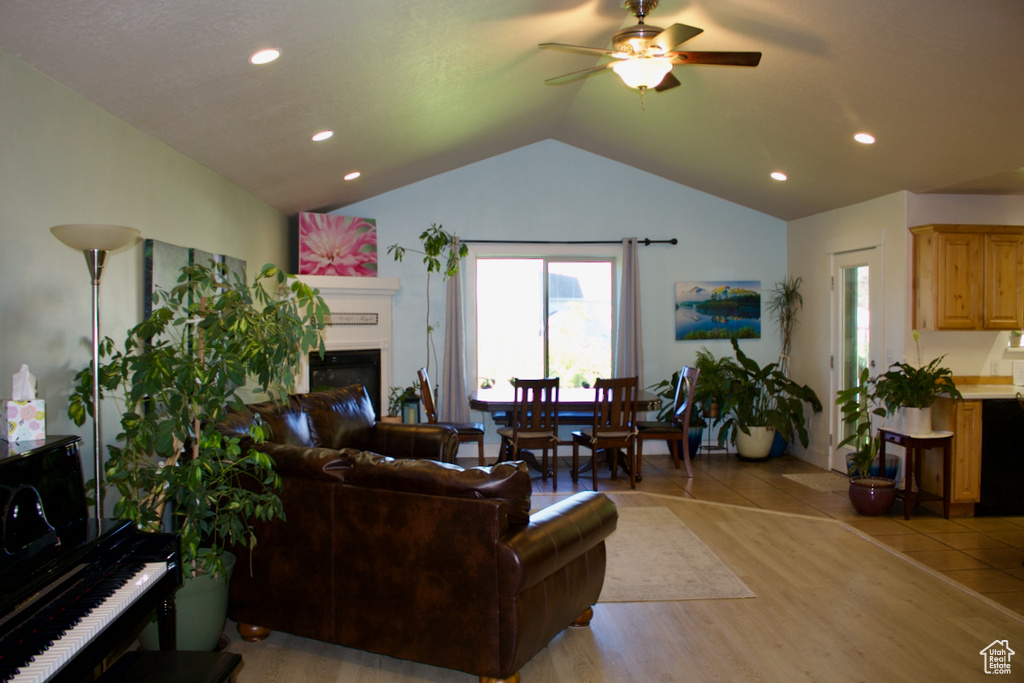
[
  {"left": 386, "top": 384, "right": 418, "bottom": 423},
  {"left": 692, "top": 347, "right": 740, "bottom": 425},
  {"left": 836, "top": 366, "right": 897, "bottom": 515},
  {"left": 716, "top": 338, "right": 822, "bottom": 460},
  {"left": 1010, "top": 330, "right": 1022, "bottom": 348},
  {"left": 765, "top": 275, "right": 804, "bottom": 456},
  {"left": 68, "top": 261, "right": 328, "bottom": 649},
  {"left": 765, "top": 275, "right": 803, "bottom": 376},
  {"left": 387, "top": 223, "right": 468, "bottom": 378},
  {"left": 873, "top": 331, "right": 962, "bottom": 434}
]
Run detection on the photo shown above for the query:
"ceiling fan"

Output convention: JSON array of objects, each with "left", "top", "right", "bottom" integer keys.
[{"left": 540, "top": 0, "right": 761, "bottom": 93}]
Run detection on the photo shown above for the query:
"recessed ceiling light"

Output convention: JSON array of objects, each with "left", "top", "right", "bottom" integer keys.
[
  {"left": 854, "top": 132, "right": 876, "bottom": 144},
  {"left": 250, "top": 49, "right": 280, "bottom": 65},
  {"left": 770, "top": 171, "right": 788, "bottom": 182},
  {"left": 311, "top": 130, "right": 334, "bottom": 142},
  {"left": 344, "top": 171, "right": 361, "bottom": 181}
]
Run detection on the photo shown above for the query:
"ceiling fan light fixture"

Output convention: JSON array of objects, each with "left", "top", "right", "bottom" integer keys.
[{"left": 612, "top": 57, "right": 673, "bottom": 89}]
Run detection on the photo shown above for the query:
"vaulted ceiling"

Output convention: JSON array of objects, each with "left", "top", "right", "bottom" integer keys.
[{"left": 2, "top": 0, "right": 1022, "bottom": 221}]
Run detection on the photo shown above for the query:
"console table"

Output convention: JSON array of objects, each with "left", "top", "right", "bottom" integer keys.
[{"left": 878, "top": 428, "right": 954, "bottom": 520}]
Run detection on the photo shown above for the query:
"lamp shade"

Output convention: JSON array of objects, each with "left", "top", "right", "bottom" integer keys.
[
  {"left": 51, "top": 223, "right": 140, "bottom": 251},
  {"left": 611, "top": 57, "right": 673, "bottom": 89}
]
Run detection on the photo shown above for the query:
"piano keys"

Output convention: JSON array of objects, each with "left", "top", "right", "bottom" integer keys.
[{"left": 0, "top": 436, "right": 182, "bottom": 682}]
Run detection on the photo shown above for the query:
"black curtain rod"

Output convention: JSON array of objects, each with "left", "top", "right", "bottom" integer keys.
[{"left": 461, "top": 238, "right": 677, "bottom": 246}]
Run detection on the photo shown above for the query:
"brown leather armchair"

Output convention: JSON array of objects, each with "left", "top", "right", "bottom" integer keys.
[{"left": 215, "top": 385, "right": 617, "bottom": 683}]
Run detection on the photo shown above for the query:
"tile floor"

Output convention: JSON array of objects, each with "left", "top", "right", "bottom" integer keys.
[{"left": 506, "top": 444, "right": 1024, "bottom": 619}]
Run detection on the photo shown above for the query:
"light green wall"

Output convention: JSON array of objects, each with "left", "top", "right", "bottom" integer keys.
[
  {"left": 341, "top": 140, "right": 789, "bottom": 435},
  {"left": 0, "top": 49, "right": 287, "bottom": 493}
]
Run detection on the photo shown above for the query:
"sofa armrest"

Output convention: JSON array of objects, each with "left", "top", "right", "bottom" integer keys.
[
  {"left": 363, "top": 422, "right": 459, "bottom": 463},
  {"left": 497, "top": 491, "right": 618, "bottom": 596}
]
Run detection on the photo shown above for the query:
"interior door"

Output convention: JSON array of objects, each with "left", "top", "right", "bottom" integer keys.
[{"left": 830, "top": 247, "right": 884, "bottom": 474}]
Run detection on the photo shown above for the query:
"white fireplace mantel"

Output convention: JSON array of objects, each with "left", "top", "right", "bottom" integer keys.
[{"left": 296, "top": 275, "right": 400, "bottom": 399}]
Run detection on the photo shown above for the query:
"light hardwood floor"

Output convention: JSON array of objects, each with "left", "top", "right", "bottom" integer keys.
[{"left": 222, "top": 453, "right": 1024, "bottom": 682}]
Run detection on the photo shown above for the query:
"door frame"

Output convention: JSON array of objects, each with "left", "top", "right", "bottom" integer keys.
[{"left": 828, "top": 244, "right": 885, "bottom": 474}]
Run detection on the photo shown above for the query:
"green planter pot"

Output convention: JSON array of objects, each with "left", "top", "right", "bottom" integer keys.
[{"left": 139, "top": 549, "right": 236, "bottom": 651}]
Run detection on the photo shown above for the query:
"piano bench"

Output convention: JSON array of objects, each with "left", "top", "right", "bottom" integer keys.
[{"left": 98, "top": 651, "right": 242, "bottom": 683}]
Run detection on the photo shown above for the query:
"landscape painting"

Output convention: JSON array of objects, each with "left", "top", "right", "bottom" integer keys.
[{"left": 675, "top": 281, "right": 761, "bottom": 340}]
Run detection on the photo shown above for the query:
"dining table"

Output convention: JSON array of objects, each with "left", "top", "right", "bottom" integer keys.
[
  {"left": 469, "top": 386, "right": 662, "bottom": 480},
  {"left": 469, "top": 386, "right": 662, "bottom": 425}
]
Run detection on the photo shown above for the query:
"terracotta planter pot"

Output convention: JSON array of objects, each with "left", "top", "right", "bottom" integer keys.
[{"left": 848, "top": 476, "right": 897, "bottom": 516}]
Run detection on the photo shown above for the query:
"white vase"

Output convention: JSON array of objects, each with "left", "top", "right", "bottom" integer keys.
[
  {"left": 734, "top": 426, "right": 776, "bottom": 460},
  {"left": 901, "top": 406, "right": 932, "bottom": 436}
]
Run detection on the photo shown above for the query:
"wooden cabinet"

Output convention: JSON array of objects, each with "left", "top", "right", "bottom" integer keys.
[
  {"left": 911, "top": 224, "right": 1024, "bottom": 330},
  {"left": 929, "top": 397, "right": 983, "bottom": 514}
]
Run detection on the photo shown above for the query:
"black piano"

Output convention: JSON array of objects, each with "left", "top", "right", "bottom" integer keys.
[{"left": 0, "top": 436, "right": 182, "bottom": 682}]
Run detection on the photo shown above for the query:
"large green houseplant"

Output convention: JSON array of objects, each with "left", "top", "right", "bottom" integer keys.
[
  {"left": 68, "top": 261, "right": 329, "bottom": 581},
  {"left": 717, "top": 338, "right": 822, "bottom": 459}
]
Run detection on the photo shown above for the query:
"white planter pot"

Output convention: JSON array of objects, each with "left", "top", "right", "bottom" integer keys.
[
  {"left": 735, "top": 426, "right": 776, "bottom": 461},
  {"left": 901, "top": 406, "right": 932, "bottom": 436}
]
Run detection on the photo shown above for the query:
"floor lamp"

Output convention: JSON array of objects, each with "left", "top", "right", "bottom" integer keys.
[{"left": 51, "top": 223, "right": 140, "bottom": 518}]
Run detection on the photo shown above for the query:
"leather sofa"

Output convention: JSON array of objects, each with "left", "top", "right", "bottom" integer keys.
[{"left": 215, "top": 384, "right": 618, "bottom": 683}]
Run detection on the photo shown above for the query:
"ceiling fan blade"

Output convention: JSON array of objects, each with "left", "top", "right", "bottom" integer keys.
[
  {"left": 654, "top": 71, "right": 681, "bottom": 92},
  {"left": 544, "top": 62, "right": 615, "bottom": 85},
  {"left": 668, "top": 51, "right": 762, "bottom": 67},
  {"left": 539, "top": 42, "right": 622, "bottom": 58},
  {"left": 648, "top": 23, "right": 704, "bottom": 55}
]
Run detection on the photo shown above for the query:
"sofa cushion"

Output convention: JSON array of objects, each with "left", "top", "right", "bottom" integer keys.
[
  {"left": 294, "top": 385, "right": 376, "bottom": 449},
  {"left": 327, "top": 451, "right": 532, "bottom": 524}
]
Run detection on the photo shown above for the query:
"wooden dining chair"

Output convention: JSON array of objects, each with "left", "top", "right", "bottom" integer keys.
[
  {"left": 636, "top": 365, "right": 700, "bottom": 478},
  {"left": 417, "top": 367, "right": 485, "bottom": 464},
  {"left": 496, "top": 378, "right": 561, "bottom": 486},
  {"left": 571, "top": 377, "right": 639, "bottom": 490}
]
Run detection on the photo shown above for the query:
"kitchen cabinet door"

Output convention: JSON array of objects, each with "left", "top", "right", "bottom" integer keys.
[{"left": 983, "top": 233, "right": 1024, "bottom": 329}]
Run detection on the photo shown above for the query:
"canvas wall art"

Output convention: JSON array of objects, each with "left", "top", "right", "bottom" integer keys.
[
  {"left": 675, "top": 281, "right": 761, "bottom": 340},
  {"left": 297, "top": 212, "right": 377, "bottom": 276},
  {"left": 143, "top": 239, "right": 246, "bottom": 319}
]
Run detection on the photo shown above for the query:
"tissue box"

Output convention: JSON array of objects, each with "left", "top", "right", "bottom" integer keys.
[{"left": 4, "top": 399, "right": 46, "bottom": 442}]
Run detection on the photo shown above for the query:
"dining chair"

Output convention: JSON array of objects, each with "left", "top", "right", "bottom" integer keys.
[
  {"left": 635, "top": 365, "right": 700, "bottom": 479},
  {"left": 571, "top": 377, "right": 639, "bottom": 490},
  {"left": 496, "top": 378, "right": 561, "bottom": 486},
  {"left": 417, "top": 367, "right": 486, "bottom": 464}
]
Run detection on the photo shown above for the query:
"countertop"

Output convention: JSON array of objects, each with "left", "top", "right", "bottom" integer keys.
[{"left": 954, "top": 384, "right": 1024, "bottom": 400}]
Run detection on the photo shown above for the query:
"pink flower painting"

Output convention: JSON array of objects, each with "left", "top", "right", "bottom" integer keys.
[{"left": 298, "top": 212, "right": 378, "bottom": 276}]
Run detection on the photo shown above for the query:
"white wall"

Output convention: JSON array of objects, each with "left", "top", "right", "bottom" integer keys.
[
  {"left": 339, "top": 140, "right": 788, "bottom": 439},
  {"left": 786, "top": 191, "right": 910, "bottom": 469},
  {"left": 0, "top": 49, "right": 288, "bottom": 500}
]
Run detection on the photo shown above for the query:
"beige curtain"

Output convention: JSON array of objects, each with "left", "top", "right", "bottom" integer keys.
[{"left": 615, "top": 237, "right": 644, "bottom": 385}]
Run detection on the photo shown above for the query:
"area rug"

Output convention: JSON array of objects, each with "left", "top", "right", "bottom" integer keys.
[
  {"left": 599, "top": 506, "right": 755, "bottom": 602},
  {"left": 782, "top": 472, "right": 851, "bottom": 492}
]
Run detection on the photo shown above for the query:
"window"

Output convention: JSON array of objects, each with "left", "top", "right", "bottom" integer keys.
[{"left": 472, "top": 251, "right": 616, "bottom": 390}]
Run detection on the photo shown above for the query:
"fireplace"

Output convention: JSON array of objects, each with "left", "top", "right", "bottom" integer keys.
[
  {"left": 296, "top": 275, "right": 399, "bottom": 420},
  {"left": 309, "top": 348, "right": 383, "bottom": 419}
]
